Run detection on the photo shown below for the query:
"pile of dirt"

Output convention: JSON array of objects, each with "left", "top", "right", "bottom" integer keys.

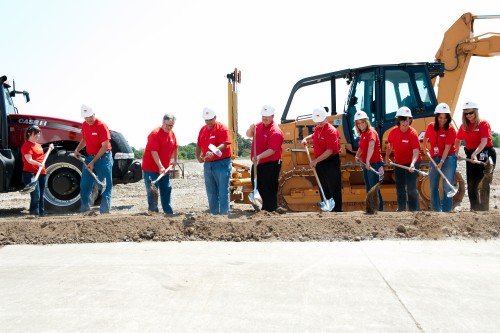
[{"left": 1, "top": 159, "right": 499, "bottom": 245}]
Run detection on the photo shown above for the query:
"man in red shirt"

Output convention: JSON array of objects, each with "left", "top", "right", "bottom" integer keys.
[
  {"left": 246, "top": 105, "right": 284, "bottom": 212},
  {"left": 142, "top": 114, "right": 178, "bottom": 214},
  {"left": 74, "top": 105, "right": 113, "bottom": 214},
  {"left": 301, "top": 108, "right": 342, "bottom": 212},
  {"left": 196, "top": 108, "right": 232, "bottom": 214}
]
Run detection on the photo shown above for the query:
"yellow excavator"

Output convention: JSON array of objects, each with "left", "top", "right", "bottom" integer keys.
[{"left": 227, "top": 12, "right": 500, "bottom": 211}]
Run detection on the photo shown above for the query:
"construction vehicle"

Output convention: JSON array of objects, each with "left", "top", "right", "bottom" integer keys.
[
  {"left": 0, "top": 76, "right": 142, "bottom": 212},
  {"left": 227, "top": 12, "right": 500, "bottom": 211}
]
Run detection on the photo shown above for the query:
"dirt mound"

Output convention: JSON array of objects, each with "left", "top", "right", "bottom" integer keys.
[{"left": 1, "top": 158, "right": 499, "bottom": 245}]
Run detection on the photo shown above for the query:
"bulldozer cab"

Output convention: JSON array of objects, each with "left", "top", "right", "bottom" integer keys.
[
  {"left": 281, "top": 62, "right": 443, "bottom": 151},
  {"left": 342, "top": 63, "right": 441, "bottom": 151},
  {"left": 278, "top": 62, "right": 445, "bottom": 211}
]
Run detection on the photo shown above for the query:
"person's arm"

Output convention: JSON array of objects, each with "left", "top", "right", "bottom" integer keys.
[
  {"left": 255, "top": 148, "right": 276, "bottom": 163},
  {"left": 246, "top": 124, "right": 255, "bottom": 138},
  {"left": 172, "top": 147, "right": 179, "bottom": 165},
  {"left": 150, "top": 151, "right": 165, "bottom": 174},
  {"left": 24, "top": 154, "right": 43, "bottom": 168},
  {"left": 87, "top": 140, "right": 110, "bottom": 170},
  {"left": 409, "top": 148, "right": 419, "bottom": 172},
  {"left": 438, "top": 144, "right": 452, "bottom": 169},
  {"left": 384, "top": 143, "right": 392, "bottom": 165},
  {"left": 301, "top": 134, "right": 313, "bottom": 146},
  {"left": 471, "top": 138, "right": 488, "bottom": 160},
  {"left": 74, "top": 139, "right": 86, "bottom": 159},
  {"left": 196, "top": 144, "right": 204, "bottom": 163},
  {"left": 311, "top": 149, "right": 333, "bottom": 168},
  {"left": 365, "top": 140, "right": 375, "bottom": 167},
  {"left": 422, "top": 136, "right": 430, "bottom": 155}
]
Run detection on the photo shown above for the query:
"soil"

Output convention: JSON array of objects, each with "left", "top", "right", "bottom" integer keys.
[{"left": 1, "top": 157, "right": 499, "bottom": 245}]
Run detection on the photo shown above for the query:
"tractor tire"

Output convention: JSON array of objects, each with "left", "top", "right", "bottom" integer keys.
[{"left": 44, "top": 151, "right": 100, "bottom": 213}]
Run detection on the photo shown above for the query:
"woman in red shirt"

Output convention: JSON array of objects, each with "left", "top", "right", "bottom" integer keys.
[
  {"left": 423, "top": 103, "right": 457, "bottom": 212},
  {"left": 455, "top": 101, "right": 496, "bottom": 211},
  {"left": 21, "top": 126, "right": 53, "bottom": 217},
  {"left": 354, "top": 111, "right": 384, "bottom": 211},
  {"left": 385, "top": 107, "right": 422, "bottom": 212}
]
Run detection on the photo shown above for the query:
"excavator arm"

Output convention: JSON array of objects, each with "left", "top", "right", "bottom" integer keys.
[
  {"left": 434, "top": 12, "right": 500, "bottom": 112},
  {"left": 227, "top": 68, "right": 241, "bottom": 158}
]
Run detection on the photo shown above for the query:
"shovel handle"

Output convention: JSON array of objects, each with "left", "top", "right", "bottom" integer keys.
[
  {"left": 304, "top": 147, "right": 329, "bottom": 201},
  {"left": 34, "top": 146, "right": 54, "bottom": 179},
  {"left": 458, "top": 155, "right": 486, "bottom": 165},
  {"left": 426, "top": 153, "right": 455, "bottom": 189},
  {"left": 151, "top": 164, "right": 173, "bottom": 185}
]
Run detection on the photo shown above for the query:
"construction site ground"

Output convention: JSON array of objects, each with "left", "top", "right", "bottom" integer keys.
[{"left": 0, "top": 156, "right": 499, "bottom": 245}]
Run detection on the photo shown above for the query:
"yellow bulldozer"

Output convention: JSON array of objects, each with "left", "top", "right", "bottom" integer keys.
[{"left": 227, "top": 12, "right": 500, "bottom": 212}]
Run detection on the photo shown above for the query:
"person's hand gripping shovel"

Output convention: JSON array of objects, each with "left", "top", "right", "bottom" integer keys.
[
  {"left": 356, "top": 157, "right": 384, "bottom": 182},
  {"left": 389, "top": 160, "right": 429, "bottom": 180},
  {"left": 149, "top": 164, "right": 174, "bottom": 205},
  {"left": 20, "top": 145, "right": 54, "bottom": 193},
  {"left": 304, "top": 145, "right": 335, "bottom": 212},
  {"left": 426, "top": 152, "right": 459, "bottom": 197},
  {"left": 77, "top": 157, "right": 107, "bottom": 193},
  {"left": 248, "top": 128, "right": 262, "bottom": 211}
]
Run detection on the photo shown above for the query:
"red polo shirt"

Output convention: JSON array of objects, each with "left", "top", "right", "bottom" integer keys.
[
  {"left": 424, "top": 123, "right": 457, "bottom": 157},
  {"left": 312, "top": 122, "right": 340, "bottom": 157},
  {"left": 388, "top": 126, "right": 422, "bottom": 164},
  {"left": 142, "top": 128, "right": 178, "bottom": 173},
  {"left": 197, "top": 122, "right": 232, "bottom": 161},
  {"left": 21, "top": 141, "right": 46, "bottom": 174},
  {"left": 81, "top": 118, "right": 111, "bottom": 155},
  {"left": 250, "top": 121, "right": 284, "bottom": 163},
  {"left": 358, "top": 127, "right": 383, "bottom": 163},
  {"left": 456, "top": 120, "right": 493, "bottom": 150}
]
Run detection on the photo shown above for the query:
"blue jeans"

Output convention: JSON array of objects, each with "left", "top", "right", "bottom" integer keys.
[
  {"left": 362, "top": 161, "right": 384, "bottom": 211},
  {"left": 80, "top": 152, "right": 113, "bottom": 214},
  {"left": 203, "top": 158, "right": 232, "bottom": 214},
  {"left": 394, "top": 161, "right": 421, "bottom": 211},
  {"left": 144, "top": 170, "right": 173, "bottom": 214},
  {"left": 429, "top": 154, "right": 457, "bottom": 212},
  {"left": 22, "top": 172, "right": 46, "bottom": 216}
]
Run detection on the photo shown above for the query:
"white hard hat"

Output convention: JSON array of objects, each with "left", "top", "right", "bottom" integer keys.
[
  {"left": 312, "top": 108, "right": 327, "bottom": 123},
  {"left": 434, "top": 102, "right": 451, "bottom": 114},
  {"left": 81, "top": 104, "right": 94, "bottom": 118},
  {"left": 462, "top": 101, "right": 478, "bottom": 109},
  {"left": 354, "top": 110, "right": 369, "bottom": 121},
  {"left": 395, "top": 106, "right": 412, "bottom": 118},
  {"left": 202, "top": 107, "right": 216, "bottom": 120},
  {"left": 261, "top": 105, "right": 275, "bottom": 116}
]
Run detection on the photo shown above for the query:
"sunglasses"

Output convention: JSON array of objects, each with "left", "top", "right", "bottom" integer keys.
[{"left": 463, "top": 111, "right": 475, "bottom": 115}]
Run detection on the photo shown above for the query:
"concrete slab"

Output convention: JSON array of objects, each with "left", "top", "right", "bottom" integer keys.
[{"left": 0, "top": 240, "right": 499, "bottom": 332}]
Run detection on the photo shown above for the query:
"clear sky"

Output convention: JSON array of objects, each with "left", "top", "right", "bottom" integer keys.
[{"left": 2, "top": 0, "right": 500, "bottom": 148}]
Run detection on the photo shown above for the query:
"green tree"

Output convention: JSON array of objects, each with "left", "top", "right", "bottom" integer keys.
[
  {"left": 237, "top": 133, "right": 251, "bottom": 157},
  {"left": 132, "top": 147, "right": 144, "bottom": 159},
  {"left": 492, "top": 131, "right": 500, "bottom": 148},
  {"left": 178, "top": 142, "right": 197, "bottom": 160}
]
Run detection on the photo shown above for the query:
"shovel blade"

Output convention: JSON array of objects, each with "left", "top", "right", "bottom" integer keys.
[
  {"left": 446, "top": 185, "right": 459, "bottom": 198},
  {"left": 249, "top": 191, "right": 263, "bottom": 211},
  {"left": 319, "top": 198, "right": 335, "bottom": 212},
  {"left": 20, "top": 182, "right": 37, "bottom": 194}
]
